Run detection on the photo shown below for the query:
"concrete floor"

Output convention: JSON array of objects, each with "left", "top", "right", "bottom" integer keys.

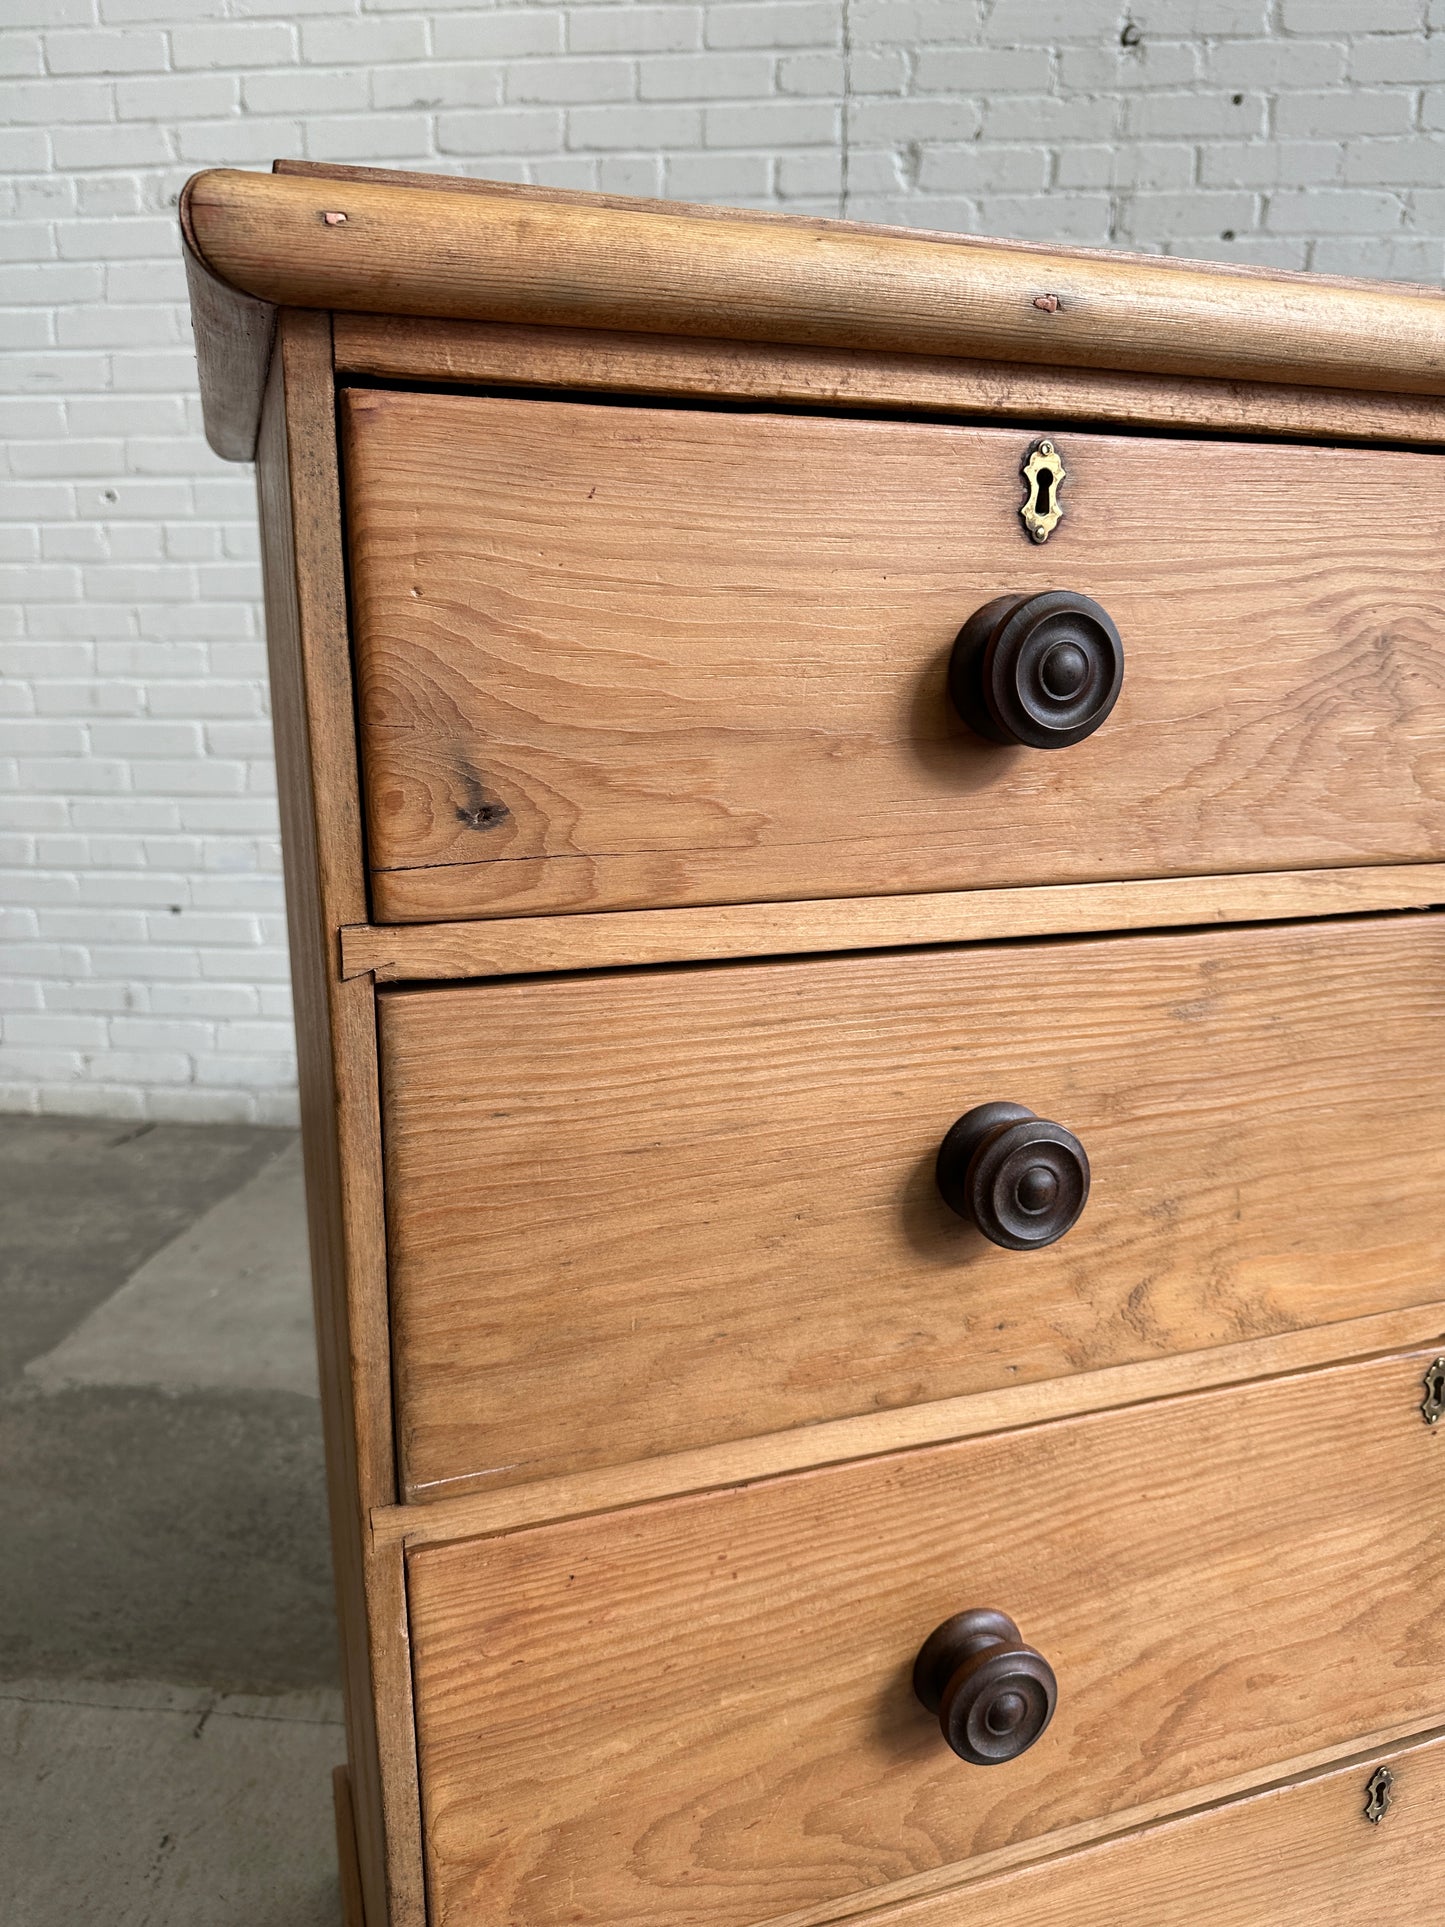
[{"left": 0, "top": 1115, "right": 344, "bottom": 1926}]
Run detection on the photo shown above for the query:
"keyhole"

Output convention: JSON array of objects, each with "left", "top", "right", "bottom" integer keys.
[{"left": 1033, "top": 470, "right": 1053, "bottom": 518}]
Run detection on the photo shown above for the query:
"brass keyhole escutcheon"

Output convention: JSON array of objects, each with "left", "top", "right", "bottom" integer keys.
[
  {"left": 1364, "top": 1765, "right": 1394, "bottom": 1825},
  {"left": 1420, "top": 1357, "right": 1445, "bottom": 1425},
  {"left": 1020, "top": 440, "right": 1066, "bottom": 544}
]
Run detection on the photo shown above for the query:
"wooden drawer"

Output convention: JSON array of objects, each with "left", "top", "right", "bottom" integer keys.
[
  {"left": 380, "top": 913, "right": 1445, "bottom": 1501},
  {"left": 406, "top": 1349, "right": 1445, "bottom": 1927},
  {"left": 844, "top": 1732, "right": 1445, "bottom": 1927},
  {"left": 342, "top": 391, "right": 1445, "bottom": 923}
]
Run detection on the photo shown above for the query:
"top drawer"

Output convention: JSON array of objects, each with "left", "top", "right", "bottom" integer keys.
[{"left": 342, "top": 392, "right": 1445, "bottom": 923}]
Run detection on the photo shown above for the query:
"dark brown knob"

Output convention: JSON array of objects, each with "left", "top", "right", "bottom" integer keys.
[
  {"left": 949, "top": 590, "right": 1123, "bottom": 748},
  {"left": 913, "top": 1609, "right": 1057, "bottom": 1766},
  {"left": 936, "top": 1101, "right": 1089, "bottom": 1250}
]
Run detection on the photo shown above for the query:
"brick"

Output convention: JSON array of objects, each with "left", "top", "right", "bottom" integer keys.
[
  {"left": 704, "top": 100, "right": 840, "bottom": 146},
  {"left": 434, "top": 11, "right": 563, "bottom": 58},
  {"left": 983, "top": 0, "right": 1128, "bottom": 42},
  {"left": 0, "top": 78, "right": 114, "bottom": 122},
  {"left": 1267, "top": 188, "right": 1406, "bottom": 233},
  {"left": 51, "top": 124, "right": 172, "bottom": 168},
  {"left": 46, "top": 28, "right": 166, "bottom": 74},
  {"left": 170, "top": 20, "right": 296, "bottom": 66},
  {"left": 301, "top": 16, "right": 428, "bottom": 62},
  {"left": 705, "top": 3, "right": 839, "bottom": 49},
  {"left": 569, "top": 7, "right": 702, "bottom": 53},
  {"left": 1280, "top": 0, "right": 1419, "bottom": 26},
  {"left": 115, "top": 72, "right": 238, "bottom": 118},
  {"left": 595, "top": 154, "right": 665, "bottom": 196},
  {"left": 508, "top": 57, "right": 635, "bottom": 104},
  {"left": 1350, "top": 35, "right": 1445, "bottom": 84},
  {"left": 175, "top": 118, "right": 305, "bottom": 165},
  {"left": 640, "top": 53, "right": 775, "bottom": 99},
  {"left": 1199, "top": 139, "right": 1342, "bottom": 187},
  {"left": 1276, "top": 89, "right": 1417, "bottom": 138},
  {"left": 984, "top": 93, "right": 1120, "bottom": 140},
  {"left": 54, "top": 215, "right": 176, "bottom": 258},
  {"left": 243, "top": 67, "right": 371, "bottom": 115},
  {"left": 435, "top": 108, "right": 565, "bottom": 156},
  {"left": 913, "top": 46, "right": 1051, "bottom": 92},
  {"left": 1058, "top": 40, "right": 1203, "bottom": 91},
  {"left": 567, "top": 103, "right": 701, "bottom": 148},
  {"left": 918, "top": 145, "right": 1051, "bottom": 194},
  {"left": 1342, "top": 138, "right": 1445, "bottom": 185},
  {"left": 1127, "top": 90, "right": 1267, "bottom": 138},
  {"left": 1203, "top": 38, "right": 1348, "bottom": 89},
  {"left": 666, "top": 152, "right": 773, "bottom": 200},
  {"left": 371, "top": 63, "right": 502, "bottom": 111}
]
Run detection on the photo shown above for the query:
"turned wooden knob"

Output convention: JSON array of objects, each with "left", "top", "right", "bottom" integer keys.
[
  {"left": 913, "top": 1609, "right": 1057, "bottom": 1766},
  {"left": 949, "top": 590, "right": 1124, "bottom": 748},
  {"left": 936, "top": 1102, "right": 1089, "bottom": 1250}
]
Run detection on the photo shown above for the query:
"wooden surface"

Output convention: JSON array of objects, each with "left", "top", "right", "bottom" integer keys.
[
  {"left": 331, "top": 1767, "right": 365, "bottom": 1927},
  {"left": 184, "top": 166, "right": 1445, "bottom": 401},
  {"left": 829, "top": 1731, "right": 1445, "bottom": 1927},
  {"left": 341, "top": 861, "right": 1445, "bottom": 983},
  {"left": 406, "top": 1347, "right": 1445, "bottom": 1927},
  {"left": 375, "top": 1305, "right": 1445, "bottom": 1551},
  {"left": 256, "top": 313, "right": 423, "bottom": 1926},
  {"left": 342, "top": 391, "right": 1445, "bottom": 923},
  {"left": 336, "top": 312, "right": 1445, "bottom": 448},
  {"left": 380, "top": 914, "right": 1445, "bottom": 1501},
  {"left": 182, "top": 239, "right": 274, "bottom": 461}
]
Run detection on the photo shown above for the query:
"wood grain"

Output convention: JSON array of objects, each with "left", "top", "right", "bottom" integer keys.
[
  {"left": 406, "top": 1347, "right": 1445, "bottom": 1927},
  {"left": 331, "top": 1766, "right": 365, "bottom": 1927},
  {"left": 184, "top": 167, "right": 1445, "bottom": 395},
  {"left": 806, "top": 1730, "right": 1445, "bottom": 1927},
  {"left": 182, "top": 238, "right": 274, "bottom": 461},
  {"left": 342, "top": 391, "right": 1445, "bottom": 923},
  {"left": 380, "top": 914, "right": 1445, "bottom": 1501},
  {"left": 335, "top": 312, "right": 1445, "bottom": 448},
  {"left": 340, "top": 861, "right": 1445, "bottom": 983},
  {"left": 373, "top": 1303, "right": 1445, "bottom": 1549},
  {"left": 256, "top": 313, "right": 423, "bottom": 1925}
]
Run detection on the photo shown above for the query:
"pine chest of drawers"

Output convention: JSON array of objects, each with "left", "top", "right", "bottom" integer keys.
[{"left": 183, "top": 161, "right": 1445, "bottom": 1927}]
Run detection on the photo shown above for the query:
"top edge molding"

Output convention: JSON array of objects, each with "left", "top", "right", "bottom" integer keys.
[{"left": 180, "top": 159, "right": 1445, "bottom": 461}]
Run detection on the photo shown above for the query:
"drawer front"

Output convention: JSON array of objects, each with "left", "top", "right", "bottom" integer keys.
[
  {"left": 381, "top": 914, "right": 1445, "bottom": 1500},
  {"left": 342, "top": 390, "right": 1445, "bottom": 923},
  {"left": 407, "top": 1350, "right": 1445, "bottom": 1927},
  {"left": 853, "top": 1732, "right": 1445, "bottom": 1927}
]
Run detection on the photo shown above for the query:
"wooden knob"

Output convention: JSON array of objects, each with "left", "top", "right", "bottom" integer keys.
[
  {"left": 914, "top": 1609, "right": 1057, "bottom": 1765},
  {"left": 949, "top": 590, "right": 1123, "bottom": 748},
  {"left": 936, "top": 1102, "right": 1089, "bottom": 1250}
]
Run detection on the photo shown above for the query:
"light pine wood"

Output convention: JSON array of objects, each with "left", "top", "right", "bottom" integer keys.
[
  {"left": 380, "top": 915, "right": 1445, "bottom": 1501},
  {"left": 256, "top": 313, "right": 423, "bottom": 1927},
  {"left": 340, "top": 861, "right": 1445, "bottom": 983},
  {"left": 184, "top": 167, "right": 1445, "bottom": 398},
  {"left": 342, "top": 391, "right": 1445, "bottom": 924},
  {"left": 372, "top": 1302, "right": 1445, "bottom": 1548},
  {"left": 335, "top": 313, "right": 1445, "bottom": 448},
  {"left": 182, "top": 239, "right": 274, "bottom": 461},
  {"left": 406, "top": 1347, "right": 1445, "bottom": 1927},
  {"left": 791, "top": 1730, "right": 1445, "bottom": 1927},
  {"left": 332, "top": 1767, "right": 366, "bottom": 1927}
]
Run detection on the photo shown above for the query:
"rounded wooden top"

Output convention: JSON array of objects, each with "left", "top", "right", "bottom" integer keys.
[{"left": 181, "top": 159, "right": 1445, "bottom": 460}]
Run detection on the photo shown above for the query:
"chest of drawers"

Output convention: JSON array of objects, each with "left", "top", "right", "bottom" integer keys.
[{"left": 183, "top": 160, "right": 1445, "bottom": 1927}]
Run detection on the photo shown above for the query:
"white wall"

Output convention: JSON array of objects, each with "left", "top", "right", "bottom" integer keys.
[{"left": 4, "top": 0, "right": 1444, "bottom": 1122}]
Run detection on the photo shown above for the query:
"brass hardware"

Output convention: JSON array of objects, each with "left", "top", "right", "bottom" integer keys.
[
  {"left": 1364, "top": 1765, "right": 1394, "bottom": 1825},
  {"left": 1420, "top": 1357, "right": 1445, "bottom": 1425},
  {"left": 1020, "top": 440, "right": 1066, "bottom": 544}
]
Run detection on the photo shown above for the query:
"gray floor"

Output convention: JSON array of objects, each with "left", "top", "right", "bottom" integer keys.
[{"left": 0, "top": 1115, "right": 344, "bottom": 1926}]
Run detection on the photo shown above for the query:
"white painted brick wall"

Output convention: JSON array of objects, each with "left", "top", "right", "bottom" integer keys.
[{"left": 3, "top": 0, "right": 1444, "bottom": 1123}]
